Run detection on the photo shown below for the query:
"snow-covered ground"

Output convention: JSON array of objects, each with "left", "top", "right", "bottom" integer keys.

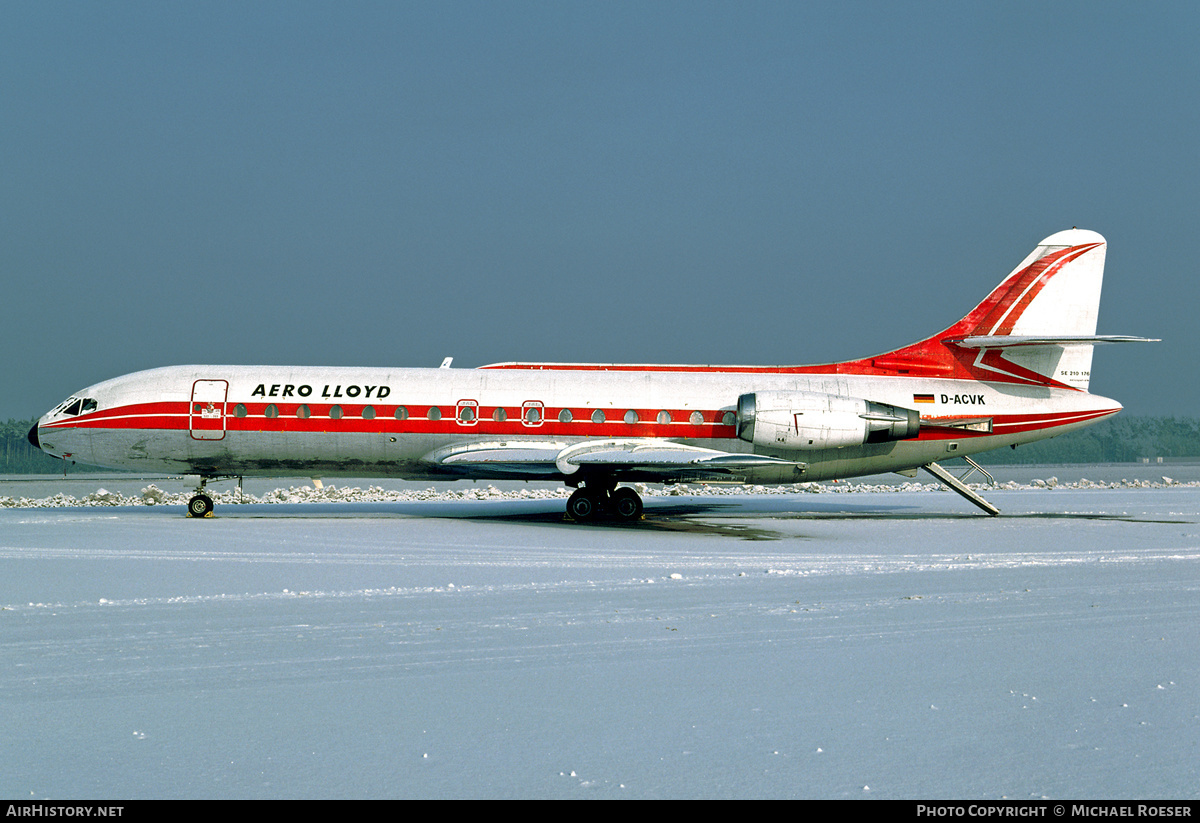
[
  {"left": 3, "top": 463, "right": 1199, "bottom": 510},
  {"left": 2, "top": 467, "right": 1198, "bottom": 799}
]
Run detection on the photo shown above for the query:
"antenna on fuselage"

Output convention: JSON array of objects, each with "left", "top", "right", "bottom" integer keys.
[{"left": 440, "top": 357, "right": 453, "bottom": 368}]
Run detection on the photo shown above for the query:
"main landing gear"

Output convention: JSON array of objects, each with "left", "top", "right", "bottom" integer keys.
[{"left": 565, "top": 481, "right": 644, "bottom": 523}]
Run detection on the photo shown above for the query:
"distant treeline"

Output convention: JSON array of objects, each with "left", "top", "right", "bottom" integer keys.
[
  {"left": 974, "top": 415, "right": 1200, "bottom": 465},
  {"left": 2, "top": 415, "right": 1199, "bottom": 474}
]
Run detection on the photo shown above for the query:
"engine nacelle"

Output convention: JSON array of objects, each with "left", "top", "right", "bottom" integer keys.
[{"left": 736, "top": 391, "right": 920, "bottom": 451}]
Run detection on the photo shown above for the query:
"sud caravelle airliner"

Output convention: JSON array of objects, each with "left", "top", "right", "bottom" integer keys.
[{"left": 28, "top": 229, "right": 1155, "bottom": 521}]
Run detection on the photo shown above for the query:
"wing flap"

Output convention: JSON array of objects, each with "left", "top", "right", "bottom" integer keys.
[
  {"left": 422, "top": 438, "right": 802, "bottom": 480},
  {"left": 555, "top": 439, "right": 802, "bottom": 474},
  {"left": 424, "top": 440, "right": 570, "bottom": 465}
]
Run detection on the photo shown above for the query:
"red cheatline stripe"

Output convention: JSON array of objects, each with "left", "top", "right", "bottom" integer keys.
[
  {"left": 914, "top": 407, "right": 1118, "bottom": 440},
  {"left": 42, "top": 401, "right": 741, "bottom": 437},
  {"left": 42, "top": 400, "right": 1119, "bottom": 441}
]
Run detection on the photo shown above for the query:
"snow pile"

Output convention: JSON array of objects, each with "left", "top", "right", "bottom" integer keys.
[
  {"left": 0, "top": 475, "right": 1195, "bottom": 509},
  {"left": 651, "top": 475, "right": 1196, "bottom": 499},
  {"left": 0, "top": 482, "right": 575, "bottom": 509}
]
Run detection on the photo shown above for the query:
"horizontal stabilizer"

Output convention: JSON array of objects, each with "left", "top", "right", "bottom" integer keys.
[{"left": 946, "top": 334, "right": 1159, "bottom": 348}]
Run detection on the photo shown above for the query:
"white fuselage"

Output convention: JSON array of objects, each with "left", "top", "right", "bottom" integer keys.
[{"left": 33, "top": 363, "right": 1120, "bottom": 483}]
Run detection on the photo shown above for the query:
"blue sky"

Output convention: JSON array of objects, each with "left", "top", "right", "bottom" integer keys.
[{"left": 3, "top": 1, "right": 1194, "bottom": 419}]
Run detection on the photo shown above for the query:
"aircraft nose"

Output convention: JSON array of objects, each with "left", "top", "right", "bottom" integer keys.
[{"left": 27, "top": 423, "right": 41, "bottom": 450}]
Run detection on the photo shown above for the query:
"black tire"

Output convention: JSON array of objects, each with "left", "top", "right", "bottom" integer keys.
[
  {"left": 187, "top": 493, "right": 214, "bottom": 518},
  {"left": 610, "top": 487, "right": 643, "bottom": 521},
  {"left": 566, "top": 488, "right": 597, "bottom": 522}
]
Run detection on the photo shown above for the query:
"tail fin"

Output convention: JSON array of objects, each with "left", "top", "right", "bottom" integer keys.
[
  {"left": 960, "top": 228, "right": 1107, "bottom": 342},
  {"left": 945, "top": 228, "right": 1107, "bottom": 390},
  {"left": 857, "top": 229, "right": 1151, "bottom": 391}
]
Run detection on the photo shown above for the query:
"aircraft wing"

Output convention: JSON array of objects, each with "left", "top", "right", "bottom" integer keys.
[{"left": 422, "top": 439, "right": 802, "bottom": 480}]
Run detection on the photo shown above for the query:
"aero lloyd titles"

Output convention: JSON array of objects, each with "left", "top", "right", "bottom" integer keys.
[{"left": 250, "top": 383, "right": 392, "bottom": 400}]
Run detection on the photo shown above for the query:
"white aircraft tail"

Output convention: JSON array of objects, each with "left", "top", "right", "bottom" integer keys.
[{"left": 857, "top": 229, "right": 1152, "bottom": 391}]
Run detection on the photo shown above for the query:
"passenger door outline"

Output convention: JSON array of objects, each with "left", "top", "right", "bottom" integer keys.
[{"left": 190, "top": 380, "right": 229, "bottom": 441}]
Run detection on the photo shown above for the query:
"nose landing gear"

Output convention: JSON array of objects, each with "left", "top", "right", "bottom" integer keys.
[
  {"left": 187, "top": 493, "right": 214, "bottom": 518},
  {"left": 187, "top": 475, "right": 215, "bottom": 517},
  {"left": 186, "top": 475, "right": 242, "bottom": 518}
]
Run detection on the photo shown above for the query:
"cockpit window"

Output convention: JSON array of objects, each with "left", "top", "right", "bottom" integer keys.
[{"left": 54, "top": 397, "right": 98, "bottom": 417}]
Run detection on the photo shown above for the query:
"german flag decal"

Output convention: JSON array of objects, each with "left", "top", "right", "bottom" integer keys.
[{"left": 913, "top": 393, "right": 935, "bottom": 404}]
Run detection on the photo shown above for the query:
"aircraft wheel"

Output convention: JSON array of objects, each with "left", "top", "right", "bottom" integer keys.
[
  {"left": 610, "top": 487, "right": 643, "bottom": 521},
  {"left": 187, "top": 493, "right": 214, "bottom": 518},
  {"left": 566, "top": 488, "right": 598, "bottom": 522}
]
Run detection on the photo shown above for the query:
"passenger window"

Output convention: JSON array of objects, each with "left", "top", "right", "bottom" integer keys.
[
  {"left": 428, "top": 407, "right": 442, "bottom": 420},
  {"left": 297, "top": 405, "right": 311, "bottom": 419},
  {"left": 234, "top": 403, "right": 248, "bottom": 418},
  {"left": 522, "top": 401, "right": 544, "bottom": 426},
  {"left": 493, "top": 408, "right": 507, "bottom": 422},
  {"left": 394, "top": 406, "right": 408, "bottom": 420},
  {"left": 265, "top": 404, "right": 279, "bottom": 418},
  {"left": 624, "top": 410, "right": 638, "bottom": 425},
  {"left": 689, "top": 411, "right": 703, "bottom": 425},
  {"left": 329, "top": 405, "right": 343, "bottom": 419},
  {"left": 456, "top": 400, "right": 478, "bottom": 425},
  {"left": 558, "top": 409, "right": 572, "bottom": 423},
  {"left": 721, "top": 412, "right": 736, "bottom": 426},
  {"left": 362, "top": 405, "right": 376, "bottom": 419},
  {"left": 656, "top": 411, "right": 671, "bottom": 425},
  {"left": 591, "top": 409, "right": 605, "bottom": 424}
]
